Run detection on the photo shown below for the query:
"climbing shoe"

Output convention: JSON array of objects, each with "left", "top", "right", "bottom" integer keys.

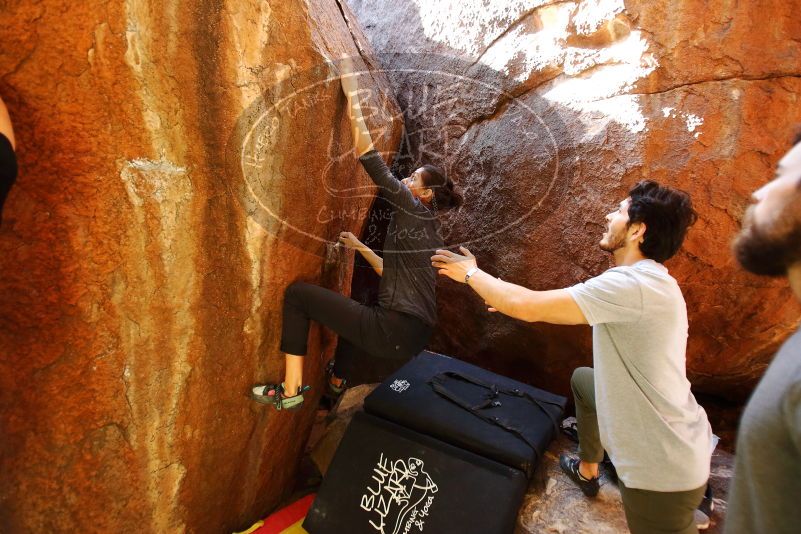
[{"left": 251, "top": 383, "right": 311, "bottom": 411}]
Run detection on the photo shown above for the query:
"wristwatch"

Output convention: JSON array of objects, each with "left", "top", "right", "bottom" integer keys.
[{"left": 464, "top": 267, "right": 479, "bottom": 284}]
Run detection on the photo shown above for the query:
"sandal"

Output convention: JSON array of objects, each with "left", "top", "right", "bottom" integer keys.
[{"left": 251, "top": 382, "right": 311, "bottom": 411}]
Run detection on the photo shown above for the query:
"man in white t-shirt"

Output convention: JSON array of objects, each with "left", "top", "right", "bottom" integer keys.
[{"left": 432, "top": 180, "right": 712, "bottom": 534}]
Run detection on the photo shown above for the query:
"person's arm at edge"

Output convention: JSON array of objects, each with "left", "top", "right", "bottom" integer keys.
[
  {"left": 431, "top": 247, "right": 588, "bottom": 325},
  {"left": 0, "top": 96, "right": 16, "bottom": 150}
]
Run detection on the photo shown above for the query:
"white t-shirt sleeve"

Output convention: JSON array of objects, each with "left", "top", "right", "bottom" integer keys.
[{"left": 566, "top": 268, "right": 643, "bottom": 325}]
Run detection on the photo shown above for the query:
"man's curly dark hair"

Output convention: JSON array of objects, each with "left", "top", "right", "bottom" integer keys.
[{"left": 627, "top": 181, "right": 698, "bottom": 263}]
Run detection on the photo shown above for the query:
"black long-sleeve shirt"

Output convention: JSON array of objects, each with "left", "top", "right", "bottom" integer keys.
[
  {"left": 0, "top": 133, "right": 17, "bottom": 223},
  {"left": 359, "top": 150, "right": 444, "bottom": 326}
]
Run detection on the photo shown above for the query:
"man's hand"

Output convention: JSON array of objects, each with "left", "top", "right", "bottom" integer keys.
[
  {"left": 338, "top": 231, "right": 363, "bottom": 250},
  {"left": 431, "top": 246, "right": 478, "bottom": 283}
]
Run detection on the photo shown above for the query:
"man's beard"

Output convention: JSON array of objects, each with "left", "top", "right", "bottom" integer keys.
[
  {"left": 734, "top": 198, "right": 801, "bottom": 276},
  {"left": 600, "top": 228, "right": 627, "bottom": 253}
]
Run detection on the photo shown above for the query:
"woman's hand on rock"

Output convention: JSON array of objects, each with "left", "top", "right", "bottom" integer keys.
[{"left": 338, "top": 231, "right": 362, "bottom": 250}]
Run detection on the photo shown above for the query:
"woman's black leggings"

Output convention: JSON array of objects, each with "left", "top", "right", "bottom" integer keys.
[{"left": 280, "top": 282, "right": 433, "bottom": 379}]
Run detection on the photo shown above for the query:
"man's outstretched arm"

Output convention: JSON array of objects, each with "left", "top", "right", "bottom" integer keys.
[{"left": 432, "top": 247, "right": 588, "bottom": 325}]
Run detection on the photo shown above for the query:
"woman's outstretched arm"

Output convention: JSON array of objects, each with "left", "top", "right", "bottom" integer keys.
[
  {"left": 340, "top": 56, "right": 374, "bottom": 156},
  {"left": 339, "top": 56, "right": 418, "bottom": 213}
]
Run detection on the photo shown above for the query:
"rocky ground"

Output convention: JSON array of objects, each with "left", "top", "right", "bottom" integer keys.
[
  {"left": 300, "top": 385, "right": 732, "bottom": 534},
  {"left": 515, "top": 434, "right": 732, "bottom": 534}
]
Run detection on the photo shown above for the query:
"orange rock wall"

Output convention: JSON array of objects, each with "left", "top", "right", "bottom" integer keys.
[{"left": 0, "top": 0, "right": 400, "bottom": 531}]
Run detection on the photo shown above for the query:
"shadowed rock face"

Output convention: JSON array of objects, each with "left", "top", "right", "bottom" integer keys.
[
  {"left": 0, "top": 0, "right": 400, "bottom": 531},
  {"left": 346, "top": 0, "right": 801, "bottom": 402}
]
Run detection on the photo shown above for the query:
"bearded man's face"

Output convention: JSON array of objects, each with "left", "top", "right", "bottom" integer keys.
[{"left": 734, "top": 142, "right": 801, "bottom": 276}]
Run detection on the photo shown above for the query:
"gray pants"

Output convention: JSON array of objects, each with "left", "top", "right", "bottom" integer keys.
[{"left": 571, "top": 367, "right": 706, "bottom": 534}]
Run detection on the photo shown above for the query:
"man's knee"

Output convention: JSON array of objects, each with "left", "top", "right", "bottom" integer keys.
[
  {"left": 571, "top": 366, "right": 595, "bottom": 403},
  {"left": 571, "top": 366, "right": 593, "bottom": 388}
]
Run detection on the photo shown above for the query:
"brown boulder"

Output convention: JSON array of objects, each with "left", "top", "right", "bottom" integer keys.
[
  {"left": 0, "top": 0, "right": 400, "bottom": 531},
  {"left": 346, "top": 0, "right": 801, "bottom": 402}
]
